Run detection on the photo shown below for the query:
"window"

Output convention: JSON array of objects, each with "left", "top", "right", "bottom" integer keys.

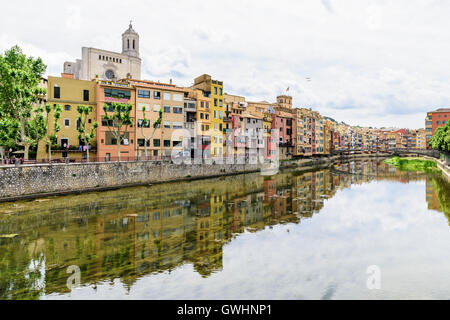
[
  {"left": 137, "top": 103, "right": 149, "bottom": 111},
  {"left": 219, "top": 100, "right": 223, "bottom": 107},
  {"left": 153, "top": 105, "right": 160, "bottom": 112},
  {"left": 219, "top": 88, "right": 223, "bottom": 96},
  {"left": 164, "top": 121, "right": 171, "bottom": 129},
  {"left": 200, "top": 113, "right": 204, "bottom": 119},
  {"left": 214, "top": 110, "right": 217, "bottom": 119},
  {"left": 60, "top": 138, "right": 69, "bottom": 148},
  {"left": 164, "top": 92, "right": 171, "bottom": 100},
  {"left": 173, "top": 122, "right": 183, "bottom": 129},
  {"left": 83, "top": 90, "right": 89, "bottom": 101},
  {"left": 173, "top": 140, "right": 182, "bottom": 147},
  {"left": 104, "top": 88, "right": 131, "bottom": 99},
  {"left": 154, "top": 91, "right": 161, "bottom": 100},
  {"left": 105, "top": 132, "right": 129, "bottom": 145},
  {"left": 138, "top": 90, "right": 150, "bottom": 99},
  {"left": 102, "top": 119, "right": 114, "bottom": 127},
  {"left": 206, "top": 102, "right": 209, "bottom": 108},
  {"left": 64, "top": 105, "right": 71, "bottom": 111},
  {"left": 164, "top": 140, "right": 171, "bottom": 147},
  {"left": 214, "top": 87, "right": 218, "bottom": 95},
  {"left": 173, "top": 93, "right": 183, "bottom": 102},
  {"left": 153, "top": 139, "right": 161, "bottom": 147},
  {"left": 133, "top": 40, "right": 135, "bottom": 49},
  {"left": 173, "top": 107, "right": 182, "bottom": 114},
  {"left": 138, "top": 139, "right": 150, "bottom": 147},
  {"left": 54, "top": 86, "right": 60, "bottom": 99},
  {"left": 214, "top": 99, "right": 218, "bottom": 107},
  {"left": 64, "top": 119, "right": 70, "bottom": 127},
  {"left": 138, "top": 119, "right": 150, "bottom": 128},
  {"left": 164, "top": 106, "right": 171, "bottom": 113}
]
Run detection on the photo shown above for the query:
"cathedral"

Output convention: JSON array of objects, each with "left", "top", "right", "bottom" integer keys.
[{"left": 63, "top": 23, "right": 142, "bottom": 81}]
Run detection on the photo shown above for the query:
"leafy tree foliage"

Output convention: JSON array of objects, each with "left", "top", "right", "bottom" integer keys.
[
  {"left": 430, "top": 122, "right": 450, "bottom": 152},
  {"left": 0, "top": 46, "right": 47, "bottom": 159},
  {"left": 41, "top": 104, "right": 63, "bottom": 162},
  {"left": 77, "top": 105, "right": 98, "bottom": 162},
  {"left": 102, "top": 102, "right": 133, "bottom": 161},
  {"left": 140, "top": 106, "right": 163, "bottom": 159}
]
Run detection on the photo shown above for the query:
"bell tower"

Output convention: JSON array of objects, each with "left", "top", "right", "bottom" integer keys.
[{"left": 122, "top": 21, "right": 140, "bottom": 58}]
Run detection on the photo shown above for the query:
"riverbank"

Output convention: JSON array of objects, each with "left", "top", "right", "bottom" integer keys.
[
  {"left": 383, "top": 157, "right": 440, "bottom": 173},
  {"left": 0, "top": 153, "right": 391, "bottom": 202},
  {"left": 386, "top": 154, "right": 450, "bottom": 182}
]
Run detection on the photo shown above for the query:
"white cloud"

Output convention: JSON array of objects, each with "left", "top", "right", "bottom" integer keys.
[{"left": 1, "top": 0, "right": 450, "bottom": 128}]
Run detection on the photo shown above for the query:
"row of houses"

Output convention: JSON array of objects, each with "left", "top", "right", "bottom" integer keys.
[{"left": 35, "top": 73, "right": 428, "bottom": 162}]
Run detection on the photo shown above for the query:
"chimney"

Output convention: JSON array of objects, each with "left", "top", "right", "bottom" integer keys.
[
  {"left": 170, "top": 79, "right": 173, "bottom": 85},
  {"left": 61, "top": 73, "right": 74, "bottom": 79}
]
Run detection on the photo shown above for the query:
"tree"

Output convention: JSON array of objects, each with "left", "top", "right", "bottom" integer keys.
[
  {"left": 42, "top": 104, "right": 62, "bottom": 162},
  {"left": 0, "top": 46, "right": 47, "bottom": 160},
  {"left": 140, "top": 106, "right": 163, "bottom": 159},
  {"left": 430, "top": 122, "right": 450, "bottom": 152},
  {"left": 77, "top": 105, "right": 98, "bottom": 162},
  {"left": 102, "top": 102, "right": 133, "bottom": 161}
]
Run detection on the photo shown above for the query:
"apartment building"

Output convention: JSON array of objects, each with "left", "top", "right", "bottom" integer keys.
[
  {"left": 194, "top": 74, "right": 224, "bottom": 158},
  {"left": 37, "top": 75, "right": 97, "bottom": 161},
  {"left": 425, "top": 108, "right": 450, "bottom": 148},
  {"left": 130, "top": 79, "right": 185, "bottom": 158},
  {"left": 273, "top": 96, "right": 295, "bottom": 159},
  {"left": 96, "top": 79, "right": 136, "bottom": 161},
  {"left": 185, "top": 87, "right": 212, "bottom": 159}
]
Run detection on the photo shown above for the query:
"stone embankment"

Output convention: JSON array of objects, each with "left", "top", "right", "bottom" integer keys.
[{"left": 0, "top": 153, "right": 390, "bottom": 202}]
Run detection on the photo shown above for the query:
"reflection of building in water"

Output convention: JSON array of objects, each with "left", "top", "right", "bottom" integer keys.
[
  {"left": 425, "top": 176, "right": 450, "bottom": 224},
  {"left": 426, "top": 178, "right": 440, "bottom": 211},
  {"left": 3, "top": 161, "right": 448, "bottom": 299}
]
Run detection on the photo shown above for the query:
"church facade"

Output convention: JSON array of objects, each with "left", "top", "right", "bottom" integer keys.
[{"left": 63, "top": 23, "right": 141, "bottom": 81}]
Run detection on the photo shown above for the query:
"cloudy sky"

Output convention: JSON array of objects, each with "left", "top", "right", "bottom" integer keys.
[{"left": 1, "top": 0, "right": 450, "bottom": 129}]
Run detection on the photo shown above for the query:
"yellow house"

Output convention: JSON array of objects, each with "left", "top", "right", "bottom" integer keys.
[
  {"left": 37, "top": 75, "right": 97, "bottom": 161},
  {"left": 185, "top": 87, "right": 212, "bottom": 159},
  {"left": 194, "top": 74, "right": 224, "bottom": 158}
]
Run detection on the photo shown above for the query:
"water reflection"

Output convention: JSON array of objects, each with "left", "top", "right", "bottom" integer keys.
[{"left": 0, "top": 160, "right": 449, "bottom": 300}]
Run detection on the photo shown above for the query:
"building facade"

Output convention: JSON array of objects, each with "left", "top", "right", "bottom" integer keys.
[
  {"left": 64, "top": 23, "right": 142, "bottom": 81},
  {"left": 37, "top": 75, "right": 97, "bottom": 161}
]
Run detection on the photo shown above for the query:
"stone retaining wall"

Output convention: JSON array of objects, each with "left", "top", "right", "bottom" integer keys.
[
  {"left": 0, "top": 161, "right": 262, "bottom": 201},
  {"left": 0, "top": 154, "right": 390, "bottom": 202}
]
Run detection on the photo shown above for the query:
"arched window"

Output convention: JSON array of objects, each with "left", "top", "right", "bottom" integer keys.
[
  {"left": 127, "top": 39, "right": 130, "bottom": 49},
  {"left": 133, "top": 40, "right": 135, "bottom": 49}
]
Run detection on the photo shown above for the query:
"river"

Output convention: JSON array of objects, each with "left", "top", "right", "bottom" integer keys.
[{"left": 0, "top": 160, "right": 449, "bottom": 300}]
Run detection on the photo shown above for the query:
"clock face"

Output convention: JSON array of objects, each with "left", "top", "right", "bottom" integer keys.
[{"left": 105, "top": 70, "right": 115, "bottom": 80}]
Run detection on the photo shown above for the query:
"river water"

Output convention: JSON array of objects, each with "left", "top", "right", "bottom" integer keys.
[{"left": 0, "top": 160, "right": 449, "bottom": 300}]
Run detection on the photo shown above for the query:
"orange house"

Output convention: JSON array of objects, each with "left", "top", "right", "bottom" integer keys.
[{"left": 96, "top": 80, "right": 136, "bottom": 161}]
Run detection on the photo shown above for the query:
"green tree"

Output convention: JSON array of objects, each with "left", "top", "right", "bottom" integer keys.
[
  {"left": 0, "top": 46, "right": 47, "bottom": 160},
  {"left": 140, "top": 106, "right": 163, "bottom": 159},
  {"left": 102, "top": 102, "right": 133, "bottom": 161},
  {"left": 429, "top": 122, "right": 450, "bottom": 152},
  {"left": 77, "top": 105, "right": 98, "bottom": 162},
  {"left": 42, "top": 104, "right": 63, "bottom": 162}
]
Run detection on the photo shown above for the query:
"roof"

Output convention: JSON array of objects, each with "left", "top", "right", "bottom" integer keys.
[{"left": 123, "top": 22, "right": 138, "bottom": 36}]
